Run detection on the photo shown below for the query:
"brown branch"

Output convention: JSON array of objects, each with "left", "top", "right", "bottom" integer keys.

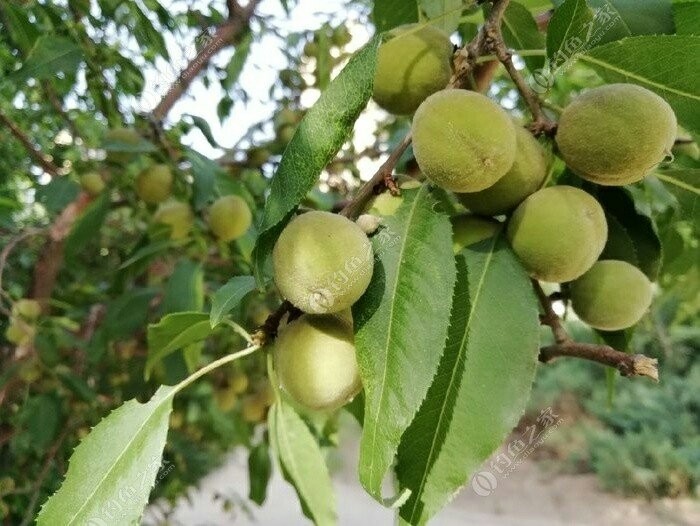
[
  {"left": 30, "top": 193, "right": 94, "bottom": 308},
  {"left": 0, "top": 110, "right": 61, "bottom": 176},
  {"left": 533, "top": 280, "right": 658, "bottom": 381},
  {"left": 540, "top": 344, "right": 659, "bottom": 381},
  {"left": 151, "top": 0, "right": 260, "bottom": 121},
  {"left": 0, "top": 229, "right": 44, "bottom": 312},
  {"left": 339, "top": 133, "right": 413, "bottom": 219},
  {"left": 482, "top": 0, "right": 556, "bottom": 135}
]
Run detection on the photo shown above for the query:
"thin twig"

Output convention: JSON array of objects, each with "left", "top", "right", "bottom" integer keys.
[
  {"left": 482, "top": 0, "right": 556, "bottom": 135},
  {"left": 151, "top": 0, "right": 261, "bottom": 121},
  {"left": 540, "top": 344, "right": 659, "bottom": 381},
  {"left": 339, "top": 133, "right": 413, "bottom": 219},
  {"left": 533, "top": 280, "right": 658, "bottom": 380},
  {"left": 0, "top": 111, "right": 61, "bottom": 176}
]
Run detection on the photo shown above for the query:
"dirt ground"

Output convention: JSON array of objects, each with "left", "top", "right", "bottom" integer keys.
[{"left": 144, "top": 422, "right": 700, "bottom": 526}]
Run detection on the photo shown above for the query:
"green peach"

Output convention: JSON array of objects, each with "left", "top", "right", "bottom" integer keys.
[
  {"left": 373, "top": 24, "right": 453, "bottom": 115},
  {"left": 207, "top": 195, "right": 252, "bottom": 242},
  {"left": 570, "top": 260, "right": 653, "bottom": 331},
  {"left": 556, "top": 84, "right": 677, "bottom": 185},
  {"left": 412, "top": 90, "right": 517, "bottom": 192},
  {"left": 272, "top": 211, "right": 373, "bottom": 314},
  {"left": 153, "top": 200, "right": 193, "bottom": 240},
  {"left": 135, "top": 164, "right": 173, "bottom": 204},
  {"left": 80, "top": 172, "right": 106, "bottom": 196},
  {"left": 104, "top": 127, "right": 142, "bottom": 164},
  {"left": 507, "top": 186, "right": 607, "bottom": 283},
  {"left": 274, "top": 312, "right": 361, "bottom": 411},
  {"left": 458, "top": 125, "right": 549, "bottom": 215}
]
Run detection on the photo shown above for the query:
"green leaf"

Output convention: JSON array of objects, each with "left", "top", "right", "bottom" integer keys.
[
  {"left": 269, "top": 401, "right": 336, "bottom": 526},
  {"left": 119, "top": 239, "right": 176, "bottom": 270},
  {"left": 252, "top": 35, "right": 380, "bottom": 285},
  {"left": 145, "top": 312, "right": 212, "bottom": 379},
  {"left": 587, "top": 0, "right": 674, "bottom": 46},
  {"left": 583, "top": 185, "right": 662, "bottom": 280},
  {"left": 10, "top": 35, "right": 83, "bottom": 82},
  {"left": 64, "top": 194, "right": 109, "bottom": 263},
  {"left": 248, "top": 442, "right": 273, "bottom": 505},
  {"left": 396, "top": 237, "right": 540, "bottom": 525},
  {"left": 546, "top": 0, "right": 593, "bottom": 65},
  {"left": 102, "top": 288, "right": 157, "bottom": 340},
  {"left": 674, "top": 1, "right": 700, "bottom": 35},
  {"left": 419, "top": 0, "right": 463, "bottom": 35},
  {"left": 352, "top": 185, "right": 456, "bottom": 502},
  {"left": 210, "top": 275, "right": 256, "bottom": 328},
  {"left": 186, "top": 114, "right": 220, "bottom": 148},
  {"left": 1, "top": 2, "right": 40, "bottom": 53},
  {"left": 222, "top": 31, "right": 252, "bottom": 90},
  {"left": 654, "top": 169, "right": 700, "bottom": 227},
  {"left": 501, "top": 1, "right": 546, "bottom": 71},
  {"left": 162, "top": 260, "right": 204, "bottom": 314},
  {"left": 187, "top": 148, "right": 225, "bottom": 210},
  {"left": 373, "top": 0, "right": 419, "bottom": 32},
  {"left": 580, "top": 35, "right": 700, "bottom": 135},
  {"left": 17, "top": 394, "right": 61, "bottom": 452},
  {"left": 35, "top": 178, "right": 80, "bottom": 215},
  {"left": 37, "top": 385, "right": 174, "bottom": 525}
]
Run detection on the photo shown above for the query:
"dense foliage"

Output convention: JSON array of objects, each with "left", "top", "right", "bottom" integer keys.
[{"left": 0, "top": 0, "right": 697, "bottom": 524}]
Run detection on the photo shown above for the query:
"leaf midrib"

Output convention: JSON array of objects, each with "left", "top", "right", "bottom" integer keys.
[
  {"left": 580, "top": 52, "right": 700, "bottom": 101},
  {"left": 365, "top": 186, "right": 426, "bottom": 489},
  {"left": 405, "top": 237, "right": 499, "bottom": 523}
]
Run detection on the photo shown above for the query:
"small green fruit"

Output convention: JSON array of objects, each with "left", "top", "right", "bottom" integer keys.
[
  {"left": 242, "top": 395, "right": 266, "bottom": 422},
  {"left": 274, "top": 313, "right": 361, "bottom": 410},
  {"left": 373, "top": 24, "right": 453, "bottom": 115},
  {"left": 272, "top": 211, "right": 373, "bottom": 314},
  {"left": 215, "top": 387, "right": 238, "bottom": 412},
  {"left": 247, "top": 147, "right": 270, "bottom": 167},
  {"left": 5, "top": 319, "right": 35, "bottom": 346},
  {"left": 451, "top": 215, "right": 501, "bottom": 254},
  {"left": 556, "top": 84, "right": 677, "bottom": 185},
  {"left": 412, "top": 90, "right": 517, "bottom": 192},
  {"left": 230, "top": 371, "right": 249, "bottom": 394},
  {"left": 136, "top": 164, "right": 173, "bottom": 204},
  {"left": 458, "top": 125, "right": 549, "bottom": 215},
  {"left": 207, "top": 195, "right": 252, "bottom": 242},
  {"left": 153, "top": 201, "right": 193, "bottom": 240},
  {"left": 80, "top": 172, "right": 106, "bottom": 196},
  {"left": 277, "top": 124, "right": 296, "bottom": 145},
  {"left": 507, "top": 186, "right": 607, "bottom": 283},
  {"left": 104, "top": 127, "right": 142, "bottom": 164},
  {"left": 303, "top": 40, "right": 318, "bottom": 57},
  {"left": 367, "top": 177, "right": 421, "bottom": 216},
  {"left": 570, "top": 260, "right": 653, "bottom": 331},
  {"left": 12, "top": 299, "right": 41, "bottom": 320},
  {"left": 332, "top": 26, "right": 352, "bottom": 47}
]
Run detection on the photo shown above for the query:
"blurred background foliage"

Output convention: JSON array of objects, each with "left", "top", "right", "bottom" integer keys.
[{"left": 0, "top": 0, "right": 697, "bottom": 523}]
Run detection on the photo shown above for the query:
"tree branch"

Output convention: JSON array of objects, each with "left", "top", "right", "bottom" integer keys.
[
  {"left": 30, "top": 193, "right": 94, "bottom": 308},
  {"left": 482, "top": 0, "right": 556, "bottom": 135},
  {"left": 532, "top": 280, "right": 659, "bottom": 381},
  {"left": 0, "top": 110, "right": 61, "bottom": 177},
  {"left": 539, "top": 343, "right": 659, "bottom": 380},
  {"left": 151, "top": 0, "right": 260, "bottom": 121}
]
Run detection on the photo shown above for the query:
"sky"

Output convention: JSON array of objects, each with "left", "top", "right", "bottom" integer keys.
[{"left": 136, "top": 0, "right": 384, "bottom": 179}]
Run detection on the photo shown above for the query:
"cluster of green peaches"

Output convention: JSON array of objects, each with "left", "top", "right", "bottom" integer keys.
[
  {"left": 80, "top": 128, "right": 254, "bottom": 243},
  {"left": 269, "top": 24, "right": 677, "bottom": 412}
]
